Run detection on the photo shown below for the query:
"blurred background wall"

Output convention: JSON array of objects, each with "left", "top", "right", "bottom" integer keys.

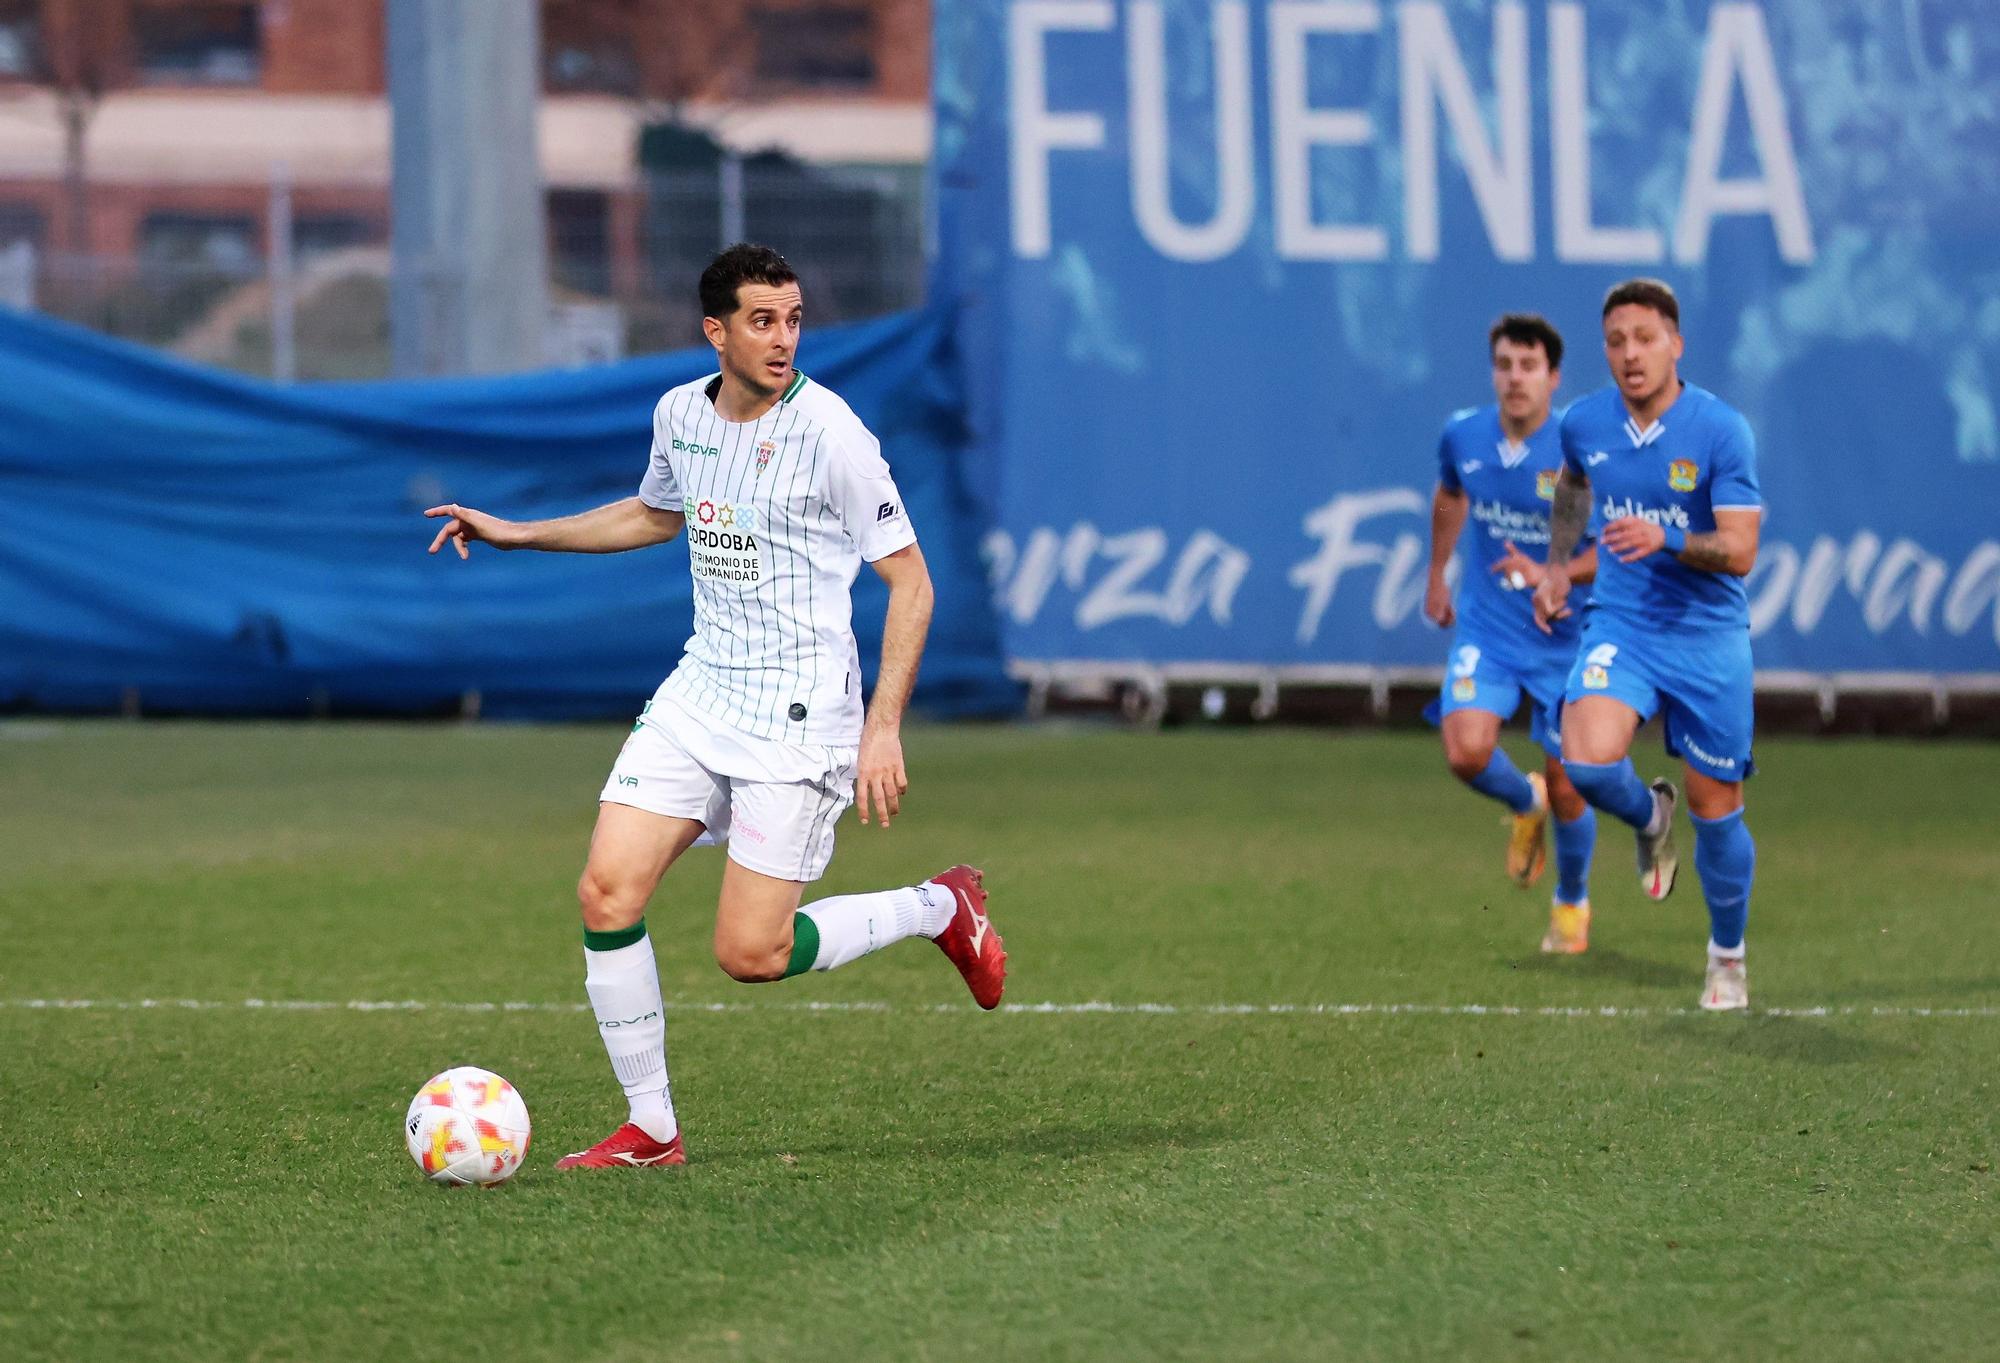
[{"left": 0, "top": 0, "right": 931, "bottom": 378}]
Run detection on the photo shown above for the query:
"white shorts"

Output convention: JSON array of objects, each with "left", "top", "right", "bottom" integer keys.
[{"left": 599, "top": 693, "right": 858, "bottom": 883}]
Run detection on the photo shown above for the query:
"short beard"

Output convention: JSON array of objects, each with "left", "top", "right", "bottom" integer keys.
[
  {"left": 1623, "top": 371, "right": 1670, "bottom": 408},
  {"left": 726, "top": 353, "right": 781, "bottom": 398}
]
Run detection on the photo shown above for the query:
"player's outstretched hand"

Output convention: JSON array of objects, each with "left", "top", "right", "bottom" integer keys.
[
  {"left": 1601, "top": 516, "right": 1667, "bottom": 564},
  {"left": 854, "top": 729, "right": 908, "bottom": 828},
  {"left": 424, "top": 503, "right": 512, "bottom": 560},
  {"left": 1491, "top": 540, "right": 1544, "bottom": 592},
  {"left": 1423, "top": 571, "right": 1455, "bottom": 628},
  {"left": 1532, "top": 567, "right": 1572, "bottom": 634}
]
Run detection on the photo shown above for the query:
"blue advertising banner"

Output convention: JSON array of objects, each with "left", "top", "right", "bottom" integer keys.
[
  {"left": 935, "top": 0, "right": 2000, "bottom": 676},
  {"left": 0, "top": 308, "right": 1014, "bottom": 718}
]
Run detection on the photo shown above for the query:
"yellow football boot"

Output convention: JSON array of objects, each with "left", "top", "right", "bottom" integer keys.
[
  {"left": 1539, "top": 899, "right": 1590, "bottom": 955},
  {"left": 1506, "top": 771, "right": 1550, "bottom": 886}
]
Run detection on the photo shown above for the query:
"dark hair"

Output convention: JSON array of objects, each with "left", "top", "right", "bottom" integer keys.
[
  {"left": 699, "top": 243, "right": 799, "bottom": 319},
  {"left": 1488, "top": 312, "right": 1563, "bottom": 371},
  {"left": 1601, "top": 277, "right": 1680, "bottom": 328}
]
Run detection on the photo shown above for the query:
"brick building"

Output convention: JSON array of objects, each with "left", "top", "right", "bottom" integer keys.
[{"left": 0, "top": 0, "right": 930, "bottom": 362}]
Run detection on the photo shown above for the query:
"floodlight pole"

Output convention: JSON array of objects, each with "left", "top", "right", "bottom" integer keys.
[
  {"left": 268, "top": 161, "right": 296, "bottom": 384},
  {"left": 386, "top": 0, "right": 550, "bottom": 377}
]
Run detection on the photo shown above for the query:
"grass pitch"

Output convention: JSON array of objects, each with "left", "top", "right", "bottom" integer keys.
[{"left": 2, "top": 720, "right": 1997, "bottom": 1362}]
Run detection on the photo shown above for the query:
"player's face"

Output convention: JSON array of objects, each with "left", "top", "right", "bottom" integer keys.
[
  {"left": 709, "top": 282, "right": 803, "bottom": 398},
  {"left": 1490, "top": 337, "right": 1558, "bottom": 428},
  {"left": 1602, "top": 304, "right": 1683, "bottom": 409}
]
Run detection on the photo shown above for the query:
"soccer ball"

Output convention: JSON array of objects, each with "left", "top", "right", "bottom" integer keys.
[{"left": 404, "top": 1066, "right": 532, "bottom": 1186}]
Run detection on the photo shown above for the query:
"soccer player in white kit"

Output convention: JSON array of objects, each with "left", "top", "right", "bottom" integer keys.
[{"left": 423, "top": 245, "right": 1007, "bottom": 1168}]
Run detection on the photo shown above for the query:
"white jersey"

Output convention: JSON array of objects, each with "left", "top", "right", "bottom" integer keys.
[{"left": 638, "top": 370, "right": 916, "bottom": 745}]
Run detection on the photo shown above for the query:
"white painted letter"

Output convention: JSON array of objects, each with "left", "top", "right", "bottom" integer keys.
[
  {"left": 1674, "top": 3, "right": 1814, "bottom": 264},
  {"left": 1744, "top": 541, "right": 1802, "bottom": 638},
  {"left": 1399, "top": 0, "right": 1532, "bottom": 262},
  {"left": 1943, "top": 543, "right": 2000, "bottom": 647},
  {"left": 1289, "top": 487, "right": 1426, "bottom": 643},
  {"left": 1373, "top": 531, "right": 1429, "bottom": 628},
  {"left": 1129, "top": 1, "right": 1256, "bottom": 262},
  {"left": 1270, "top": 1, "right": 1388, "bottom": 261},
  {"left": 1863, "top": 539, "right": 1949, "bottom": 634},
  {"left": 1010, "top": 1, "right": 1114, "bottom": 258},
  {"left": 1549, "top": 2, "right": 1663, "bottom": 263}
]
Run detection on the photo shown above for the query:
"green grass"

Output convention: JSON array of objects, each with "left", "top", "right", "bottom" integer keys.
[{"left": 2, "top": 721, "right": 1997, "bottom": 1362}]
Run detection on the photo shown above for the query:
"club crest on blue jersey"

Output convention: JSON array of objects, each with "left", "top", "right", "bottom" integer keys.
[
  {"left": 1451, "top": 677, "right": 1477, "bottom": 702},
  {"left": 1582, "top": 665, "right": 1610, "bottom": 690},
  {"left": 1668, "top": 460, "right": 1699, "bottom": 492},
  {"left": 1535, "top": 470, "right": 1557, "bottom": 501}
]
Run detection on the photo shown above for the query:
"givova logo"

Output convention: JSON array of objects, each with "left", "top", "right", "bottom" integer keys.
[{"left": 673, "top": 437, "right": 721, "bottom": 457}]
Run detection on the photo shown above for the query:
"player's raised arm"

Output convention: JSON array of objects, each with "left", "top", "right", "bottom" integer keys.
[
  {"left": 1533, "top": 466, "right": 1591, "bottom": 632},
  {"left": 1425, "top": 480, "right": 1468, "bottom": 628},
  {"left": 1671, "top": 412, "right": 1761, "bottom": 576},
  {"left": 856, "top": 542, "right": 934, "bottom": 828},
  {"left": 423, "top": 496, "right": 684, "bottom": 559},
  {"left": 1674, "top": 508, "right": 1759, "bottom": 575}
]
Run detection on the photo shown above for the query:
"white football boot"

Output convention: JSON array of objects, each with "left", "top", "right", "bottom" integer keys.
[
  {"left": 1700, "top": 952, "right": 1749, "bottom": 1012},
  {"left": 1637, "top": 778, "right": 1679, "bottom": 901}
]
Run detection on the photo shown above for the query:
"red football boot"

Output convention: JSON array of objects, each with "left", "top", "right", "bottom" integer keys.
[
  {"left": 930, "top": 865, "right": 1006, "bottom": 1010},
  {"left": 555, "top": 1122, "right": 686, "bottom": 1169}
]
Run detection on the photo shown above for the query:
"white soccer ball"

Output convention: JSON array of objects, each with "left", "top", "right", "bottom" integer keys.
[{"left": 404, "top": 1066, "right": 532, "bottom": 1186}]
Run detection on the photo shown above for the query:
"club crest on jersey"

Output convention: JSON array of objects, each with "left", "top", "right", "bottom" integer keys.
[
  {"left": 755, "top": 438, "right": 776, "bottom": 474},
  {"left": 1451, "top": 677, "right": 1477, "bottom": 702},
  {"left": 1535, "top": 470, "right": 1557, "bottom": 501},
  {"left": 1582, "top": 665, "right": 1610, "bottom": 690},
  {"left": 1668, "top": 460, "right": 1699, "bottom": 493}
]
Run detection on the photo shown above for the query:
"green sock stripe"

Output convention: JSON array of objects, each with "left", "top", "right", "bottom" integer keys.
[
  {"left": 783, "top": 913, "right": 820, "bottom": 978},
  {"left": 583, "top": 920, "right": 647, "bottom": 952}
]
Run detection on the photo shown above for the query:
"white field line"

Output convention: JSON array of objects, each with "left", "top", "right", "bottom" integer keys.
[{"left": 3, "top": 997, "right": 1999, "bottom": 1020}]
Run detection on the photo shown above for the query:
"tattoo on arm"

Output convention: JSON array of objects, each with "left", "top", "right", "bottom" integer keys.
[
  {"left": 1547, "top": 473, "right": 1591, "bottom": 566},
  {"left": 1677, "top": 533, "right": 1735, "bottom": 573}
]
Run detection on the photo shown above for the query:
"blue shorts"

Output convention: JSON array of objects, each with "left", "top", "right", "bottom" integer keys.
[
  {"left": 1426, "top": 631, "right": 1570, "bottom": 756},
  {"left": 1561, "top": 614, "right": 1756, "bottom": 782}
]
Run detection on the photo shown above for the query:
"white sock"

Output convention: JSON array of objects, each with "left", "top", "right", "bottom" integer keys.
[
  {"left": 1643, "top": 790, "right": 1670, "bottom": 838},
  {"left": 1707, "top": 939, "right": 1745, "bottom": 965},
  {"left": 583, "top": 932, "right": 677, "bottom": 1142},
  {"left": 916, "top": 880, "right": 957, "bottom": 937},
  {"left": 800, "top": 885, "right": 936, "bottom": 971}
]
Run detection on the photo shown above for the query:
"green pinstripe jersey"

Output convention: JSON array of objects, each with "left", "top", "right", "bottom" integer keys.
[{"left": 638, "top": 371, "right": 916, "bottom": 745}]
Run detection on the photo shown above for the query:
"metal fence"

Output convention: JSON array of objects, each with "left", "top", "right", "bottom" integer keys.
[
  {"left": 0, "top": 161, "right": 926, "bottom": 381},
  {"left": 639, "top": 163, "right": 927, "bottom": 351}
]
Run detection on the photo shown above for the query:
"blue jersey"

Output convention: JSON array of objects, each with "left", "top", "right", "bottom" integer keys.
[
  {"left": 1558, "top": 383, "right": 1762, "bottom": 635},
  {"left": 1437, "top": 405, "right": 1584, "bottom": 655}
]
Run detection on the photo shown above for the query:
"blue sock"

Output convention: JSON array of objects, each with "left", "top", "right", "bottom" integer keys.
[
  {"left": 1552, "top": 806, "right": 1596, "bottom": 904},
  {"left": 1562, "top": 758, "right": 1657, "bottom": 831},
  {"left": 1463, "top": 748, "right": 1537, "bottom": 815},
  {"left": 1691, "top": 809, "right": 1755, "bottom": 952}
]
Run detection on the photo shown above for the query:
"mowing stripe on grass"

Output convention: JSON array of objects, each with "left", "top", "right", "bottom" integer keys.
[{"left": 5, "top": 997, "right": 2000, "bottom": 1020}]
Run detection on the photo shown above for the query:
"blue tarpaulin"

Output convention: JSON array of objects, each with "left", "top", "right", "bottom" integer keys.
[{"left": 0, "top": 307, "right": 1015, "bottom": 719}]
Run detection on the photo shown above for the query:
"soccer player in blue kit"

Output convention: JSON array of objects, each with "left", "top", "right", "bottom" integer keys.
[
  {"left": 1534, "top": 279, "right": 1763, "bottom": 1011},
  {"left": 1425, "top": 315, "right": 1602, "bottom": 955}
]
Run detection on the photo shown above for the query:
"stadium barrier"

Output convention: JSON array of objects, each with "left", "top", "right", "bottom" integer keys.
[{"left": 0, "top": 305, "right": 1014, "bottom": 720}]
